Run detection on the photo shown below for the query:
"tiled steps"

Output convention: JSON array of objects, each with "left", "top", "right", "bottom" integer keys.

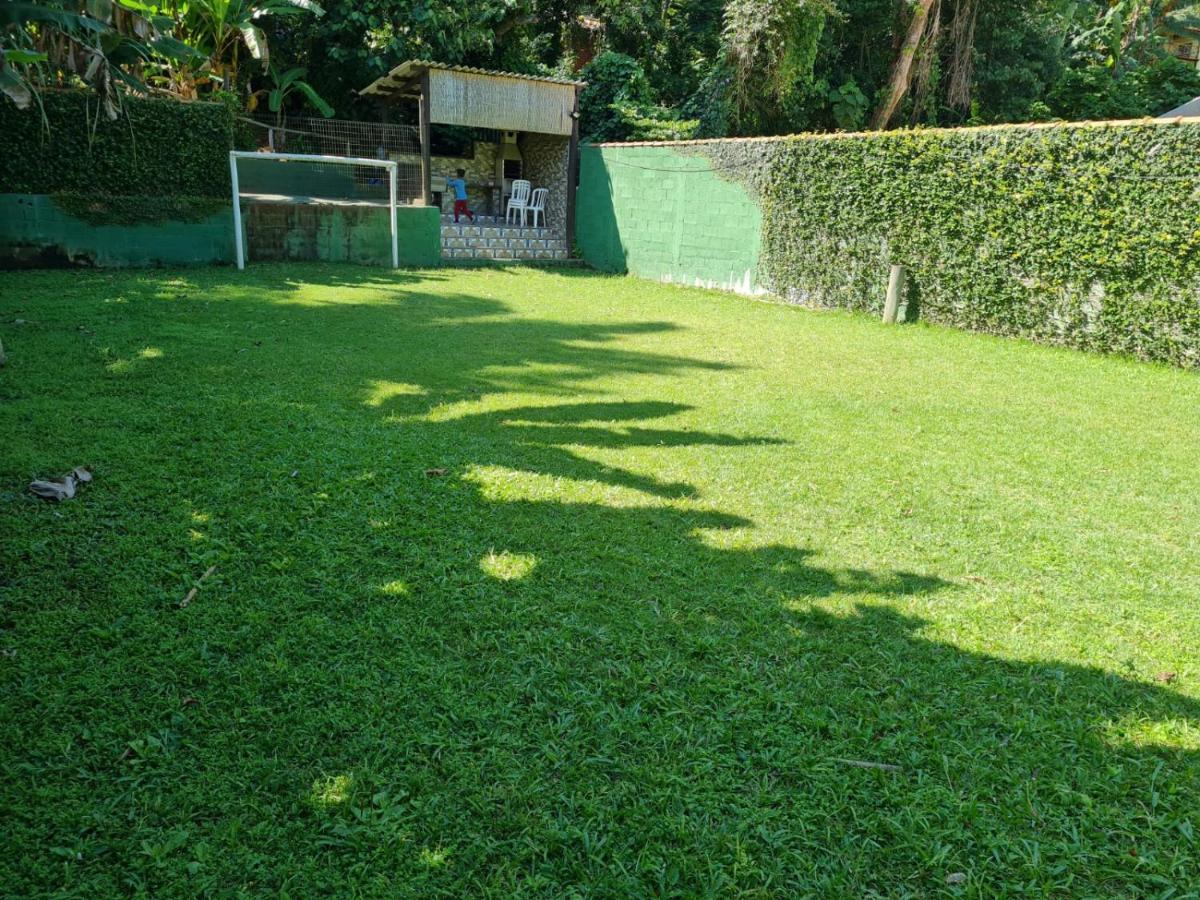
[{"left": 441, "top": 221, "right": 569, "bottom": 261}]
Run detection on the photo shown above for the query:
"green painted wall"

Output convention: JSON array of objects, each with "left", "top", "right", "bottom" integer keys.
[
  {"left": 244, "top": 204, "right": 440, "bottom": 267},
  {"left": 0, "top": 194, "right": 233, "bottom": 267},
  {"left": 0, "top": 194, "right": 441, "bottom": 269},
  {"left": 576, "top": 145, "right": 764, "bottom": 294}
]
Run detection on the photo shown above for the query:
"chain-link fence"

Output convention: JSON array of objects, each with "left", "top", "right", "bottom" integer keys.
[{"left": 240, "top": 115, "right": 424, "bottom": 203}]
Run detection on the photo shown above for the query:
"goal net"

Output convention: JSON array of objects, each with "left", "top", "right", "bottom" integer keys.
[{"left": 229, "top": 151, "right": 400, "bottom": 269}]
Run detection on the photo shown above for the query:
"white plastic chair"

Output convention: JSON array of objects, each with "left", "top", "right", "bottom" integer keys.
[
  {"left": 527, "top": 188, "right": 548, "bottom": 228},
  {"left": 505, "top": 179, "right": 532, "bottom": 225}
]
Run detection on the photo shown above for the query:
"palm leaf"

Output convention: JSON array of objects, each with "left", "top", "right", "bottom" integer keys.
[
  {"left": 239, "top": 23, "right": 267, "bottom": 65},
  {"left": 295, "top": 78, "right": 333, "bottom": 116},
  {"left": 0, "top": 66, "right": 33, "bottom": 108},
  {"left": 2, "top": 48, "right": 49, "bottom": 65}
]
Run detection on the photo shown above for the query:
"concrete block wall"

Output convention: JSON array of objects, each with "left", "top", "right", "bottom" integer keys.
[
  {"left": 575, "top": 145, "right": 764, "bottom": 295},
  {"left": 246, "top": 204, "right": 440, "bottom": 266}
]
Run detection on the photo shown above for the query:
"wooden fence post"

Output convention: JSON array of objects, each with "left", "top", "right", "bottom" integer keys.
[{"left": 884, "top": 265, "right": 906, "bottom": 324}]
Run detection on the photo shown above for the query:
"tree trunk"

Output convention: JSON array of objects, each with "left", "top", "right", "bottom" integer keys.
[{"left": 871, "top": 0, "right": 937, "bottom": 130}]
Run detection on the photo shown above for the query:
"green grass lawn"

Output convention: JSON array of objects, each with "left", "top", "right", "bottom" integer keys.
[{"left": 2, "top": 263, "right": 1198, "bottom": 895}]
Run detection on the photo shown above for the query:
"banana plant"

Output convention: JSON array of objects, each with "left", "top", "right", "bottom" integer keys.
[
  {"left": 177, "top": 0, "right": 323, "bottom": 89},
  {"left": 250, "top": 63, "right": 332, "bottom": 125},
  {"left": 1070, "top": 0, "right": 1200, "bottom": 71},
  {"left": 118, "top": 0, "right": 324, "bottom": 96},
  {"left": 0, "top": 0, "right": 201, "bottom": 117},
  {"left": 0, "top": 46, "right": 47, "bottom": 111}
]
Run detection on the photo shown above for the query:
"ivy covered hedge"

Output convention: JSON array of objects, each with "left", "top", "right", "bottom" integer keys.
[
  {"left": 0, "top": 90, "right": 233, "bottom": 198},
  {"left": 686, "top": 120, "right": 1200, "bottom": 368}
]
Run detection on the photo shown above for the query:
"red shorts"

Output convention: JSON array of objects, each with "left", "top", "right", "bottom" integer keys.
[{"left": 453, "top": 199, "right": 473, "bottom": 220}]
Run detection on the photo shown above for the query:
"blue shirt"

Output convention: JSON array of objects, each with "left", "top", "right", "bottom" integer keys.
[{"left": 447, "top": 177, "right": 468, "bottom": 201}]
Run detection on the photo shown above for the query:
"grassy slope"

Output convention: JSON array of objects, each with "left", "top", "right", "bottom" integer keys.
[{"left": 1, "top": 264, "right": 1198, "bottom": 896}]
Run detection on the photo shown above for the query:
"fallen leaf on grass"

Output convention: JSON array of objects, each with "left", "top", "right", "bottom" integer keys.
[
  {"left": 1155, "top": 671, "right": 1177, "bottom": 684},
  {"left": 29, "top": 466, "right": 93, "bottom": 502},
  {"left": 29, "top": 478, "right": 76, "bottom": 501},
  {"left": 179, "top": 565, "right": 218, "bottom": 609},
  {"left": 425, "top": 468, "right": 448, "bottom": 477},
  {"left": 945, "top": 872, "right": 967, "bottom": 885}
]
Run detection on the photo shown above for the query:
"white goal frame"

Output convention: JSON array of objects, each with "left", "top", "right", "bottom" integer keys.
[{"left": 229, "top": 151, "right": 399, "bottom": 269}]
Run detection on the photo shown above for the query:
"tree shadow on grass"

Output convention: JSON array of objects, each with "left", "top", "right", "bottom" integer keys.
[
  {"left": 252, "top": 267, "right": 1199, "bottom": 891},
  {"left": 2, "top": 264, "right": 1198, "bottom": 895}
]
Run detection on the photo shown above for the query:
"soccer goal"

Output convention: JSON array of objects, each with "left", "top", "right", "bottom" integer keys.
[{"left": 229, "top": 151, "right": 401, "bottom": 269}]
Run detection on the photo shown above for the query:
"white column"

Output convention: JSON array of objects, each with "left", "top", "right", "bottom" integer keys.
[
  {"left": 389, "top": 164, "right": 399, "bottom": 268},
  {"left": 229, "top": 152, "right": 245, "bottom": 270}
]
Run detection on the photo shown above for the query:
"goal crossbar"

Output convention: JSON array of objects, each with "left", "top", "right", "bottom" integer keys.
[{"left": 229, "top": 151, "right": 400, "bottom": 269}]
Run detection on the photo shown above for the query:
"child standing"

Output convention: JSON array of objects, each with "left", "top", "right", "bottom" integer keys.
[{"left": 446, "top": 169, "right": 475, "bottom": 223}]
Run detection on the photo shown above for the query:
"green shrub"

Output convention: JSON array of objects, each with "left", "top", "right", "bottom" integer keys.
[
  {"left": 579, "top": 52, "right": 654, "bottom": 142},
  {"left": 51, "top": 194, "right": 230, "bottom": 226},
  {"left": 610, "top": 103, "right": 699, "bottom": 142},
  {"left": 1047, "top": 58, "right": 1200, "bottom": 122},
  {"left": 686, "top": 120, "right": 1200, "bottom": 367},
  {"left": 0, "top": 90, "right": 234, "bottom": 198}
]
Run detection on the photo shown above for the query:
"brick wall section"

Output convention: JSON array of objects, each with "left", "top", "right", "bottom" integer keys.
[
  {"left": 518, "top": 133, "right": 569, "bottom": 238},
  {"left": 576, "top": 145, "right": 763, "bottom": 294}
]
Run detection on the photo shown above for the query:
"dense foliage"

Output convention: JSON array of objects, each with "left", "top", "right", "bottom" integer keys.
[
  {"left": 273, "top": 0, "right": 1200, "bottom": 140},
  {"left": 4, "top": 1, "right": 1200, "bottom": 142},
  {"left": 693, "top": 120, "right": 1200, "bottom": 366},
  {"left": 578, "top": 52, "right": 698, "bottom": 142},
  {"left": 0, "top": 90, "right": 233, "bottom": 198}
]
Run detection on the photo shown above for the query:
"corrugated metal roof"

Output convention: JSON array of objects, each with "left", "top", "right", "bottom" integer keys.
[
  {"left": 1160, "top": 96, "right": 1200, "bottom": 118},
  {"left": 361, "top": 60, "right": 584, "bottom": 97}
]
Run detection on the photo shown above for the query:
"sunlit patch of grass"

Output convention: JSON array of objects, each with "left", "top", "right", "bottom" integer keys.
[
  {"left": 465, "top": 464, "right": 672, "bottom": 508},
  {"left": 309, "top": 774, "right": 352, "bottom": 808},
  {"left": 138, "top": 347, "right": 164, "bottom": 360},
  {"left": 1102, "top": 716, "right": 1200, "bottom": 751},
  {"left": 423, "top": 397, "right": 495, "bottom": 423},
  {"left": 480, "top": 550, "right": 537, "bottom": 582},
  {"left": 693, "top": 526, "right": 755, "bottom": 550},
  {"left": 418, "top": 846, "right": 450, "bottom": 868},
  {"left": 364, "top": 379, "right": 425, "bottom": 408}
]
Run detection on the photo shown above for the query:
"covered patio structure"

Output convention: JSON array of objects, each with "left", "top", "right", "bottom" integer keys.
[{"left": 361, "top": 61, "right": 584, "bottom": 261}]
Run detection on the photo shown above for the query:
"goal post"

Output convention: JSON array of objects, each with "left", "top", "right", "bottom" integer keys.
[{"left": 229, "top": 151, "right": 400, "bottom": 269}]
